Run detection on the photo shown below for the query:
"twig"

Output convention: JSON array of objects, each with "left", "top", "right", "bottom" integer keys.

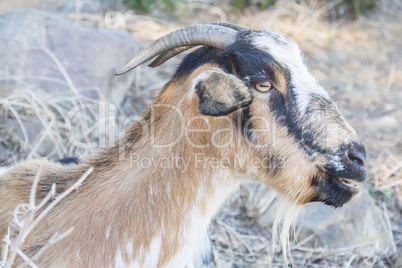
[
  {"left": 291, "top": 234, "right": 316, "bottom": 250},
  {"left": 2, "top": 167, "right": 93, "bottom": 267},
  {"left": 23, "top": 167, "right": 93, "bottom": 242},
  {"left": 384, "top": 63, "right": 396, "bottom": 94},
  {"left": 380, "top": 179, "right": 402, "bottom": 190},
  {"left": 344, "top": 254, "right": 356, "bottom": 268},
  {"left": 2, "top": 239, "right": 38, "bottom": 268},
  {"left": 382, "top": 203, "right": 397, "bottom": 254},
  {"left": 17, "top": 227, "right": 75, "bottom": 268},
  {"left": 1, "top": 228, "right": 10, "bottom": 267},
  {"left": 216, "top": 220, "right": 253, "bottom": 254},
  {"left": 2, "top": 104, "right": 29, "bottom": 150}
]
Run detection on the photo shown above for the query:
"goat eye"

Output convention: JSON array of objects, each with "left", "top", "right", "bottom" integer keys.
[{"left": 255, "top": 82, "right": 272, "bottom": 92}]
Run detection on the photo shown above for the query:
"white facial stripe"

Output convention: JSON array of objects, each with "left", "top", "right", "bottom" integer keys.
[{"left": 253, "top": 33, "right": 330, "bottom": 114}]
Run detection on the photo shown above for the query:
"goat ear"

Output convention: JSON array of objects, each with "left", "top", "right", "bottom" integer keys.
[{"left": 195, "top": 72, "right": 252, "bottom": 116}]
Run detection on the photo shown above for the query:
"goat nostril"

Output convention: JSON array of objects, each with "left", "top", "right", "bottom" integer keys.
[{"left": 348, "top": 150, "right": 365, "bottom": 166}]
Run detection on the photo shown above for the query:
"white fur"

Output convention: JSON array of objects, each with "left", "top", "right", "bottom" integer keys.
[
  {"left": 126, "top": 240, "right": 134, "bottom": 257},
  {"left": 114, "top": 247, "right": 127, "bottom": 268},
  {"left": 329, "top": 154, "right": 345, "bottom": 171},
  {"left": 188, "top": 232, "right": 214, "bottom": 268},
  {"left": 166, "top": 170, "right": 239, "bottom": 268},
  {"left": 270, "top": 195, "right": 304, "bottom": 265},
  {"left": 112, "top": 170, "right": 238, "bottom": 268},
  {"left": 253, "top": 31, "right": 330, "bottom": 115},
  {"left": 115, "top": 236, "right": 162, "bottom": 268}
]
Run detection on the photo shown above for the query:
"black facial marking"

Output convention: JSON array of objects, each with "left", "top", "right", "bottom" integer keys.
[
  {"left": 323, "top": 143, "right": 367, "bottom": 181},
  {"left": 220, "top": 40, "right": 278, "bottom": 83},
  {"left": 268, "top": 87, "right": 322, "bottom": 157},
  {"left": 174, "top": 31, "right": 289, "bottom": 138},
  {"left": 174, "top": 32, "right": 285, "bottom": 86},
  {"left": 174, "top": 47, "right": 221, "bottom": 78},
  {"left": 310, "top": 174, "right": 353, "bottom": 208},
  {"left": 324, "top": 163, "right": 367, "bottom": 181},
  {"left": 269, "top": 88, "right": 344, "bottom": 158},
  {"left": 349, "top": 141, "right": 367, "bottom": 164}
]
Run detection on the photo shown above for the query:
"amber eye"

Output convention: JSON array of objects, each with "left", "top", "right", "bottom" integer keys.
[{"left": 255, "top": 82, "right": 273, "bottom": 92}]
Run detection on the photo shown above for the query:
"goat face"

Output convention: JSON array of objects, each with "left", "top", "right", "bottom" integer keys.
[
  {"left": 118, "top": 24, "right": 367, "bottom": 208},
  {"left": 180, "top": 30, "right": 366, "bottom": 208},
  {"left": 248, "top": 30, "right": 367, "bottom": 208}
]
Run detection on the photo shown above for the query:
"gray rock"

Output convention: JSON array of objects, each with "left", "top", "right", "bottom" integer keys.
[
  {"left": 0, "top": 8, "right": 182, "bottom": 161},
  {"left": 242, "top": 181, "right": 395, "bottom": 256},
  {"left": 296, "top": 191, "right": 394, "bottom": 256},
  {"left": 0, "top": 0, "right": 124, "bottom": 15},
  {"left": 0, "top": 8, "right": 142, "bottom": 159},
  {"left": 0, "top": 8, "right": 138, "bottom": 107}
]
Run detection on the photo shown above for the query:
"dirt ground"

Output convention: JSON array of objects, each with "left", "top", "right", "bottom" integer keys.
[{"left": 0, "top": 0, "right": 401, "bottom": 267}]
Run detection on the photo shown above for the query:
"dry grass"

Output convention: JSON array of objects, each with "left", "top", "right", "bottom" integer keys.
[
  {"left": 369, "top": 152, "right": 402, "bottom": 193},
  {"left": 0, "top": 34, "right": 112, "bottom": 164}
]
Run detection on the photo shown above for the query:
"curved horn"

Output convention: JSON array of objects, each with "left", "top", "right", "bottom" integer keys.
[
  {"left": 116, "top": 24, "right": 237, "bottom": 75},
  {"left": 210, "top": 22, "right": 249, "bottom": 32},
  {"left": 148, "top": 23, "right": 250, "bottom": 68},
  {"left": 148, "top": 46, "right": 193, "bottom": 68}
]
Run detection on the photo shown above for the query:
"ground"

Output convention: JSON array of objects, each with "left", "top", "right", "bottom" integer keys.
[{"left": 0, "top": 0, "right": 401, "bottom": 267}]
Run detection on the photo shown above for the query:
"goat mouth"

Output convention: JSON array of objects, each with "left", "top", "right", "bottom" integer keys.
[{"left": 338, "top": 178, "right": 360, "bottom": 193}]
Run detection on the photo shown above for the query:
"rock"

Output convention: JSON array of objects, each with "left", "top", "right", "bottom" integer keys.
[
  {"left": 296, "top": 190, "right": 394, "bottom": 256},
  {"left": 242, "top": 182, "right": 395, "bottom": 256},
  {"left": 0, "top": 8, "right": 183, "bottom": 160},
  {"left": 0, "top": 8, "right": 141, "bottom": 158},
  {"left": 0, "top": 0, "right": 122, "bottom": 14},
  {"left": 0, "top": 8, "right": 137, "bottom": 107}
]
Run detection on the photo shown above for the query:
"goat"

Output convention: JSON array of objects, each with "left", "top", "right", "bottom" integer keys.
[{"left": 0, "top": 23, "right": 367, "bottom": 267}]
